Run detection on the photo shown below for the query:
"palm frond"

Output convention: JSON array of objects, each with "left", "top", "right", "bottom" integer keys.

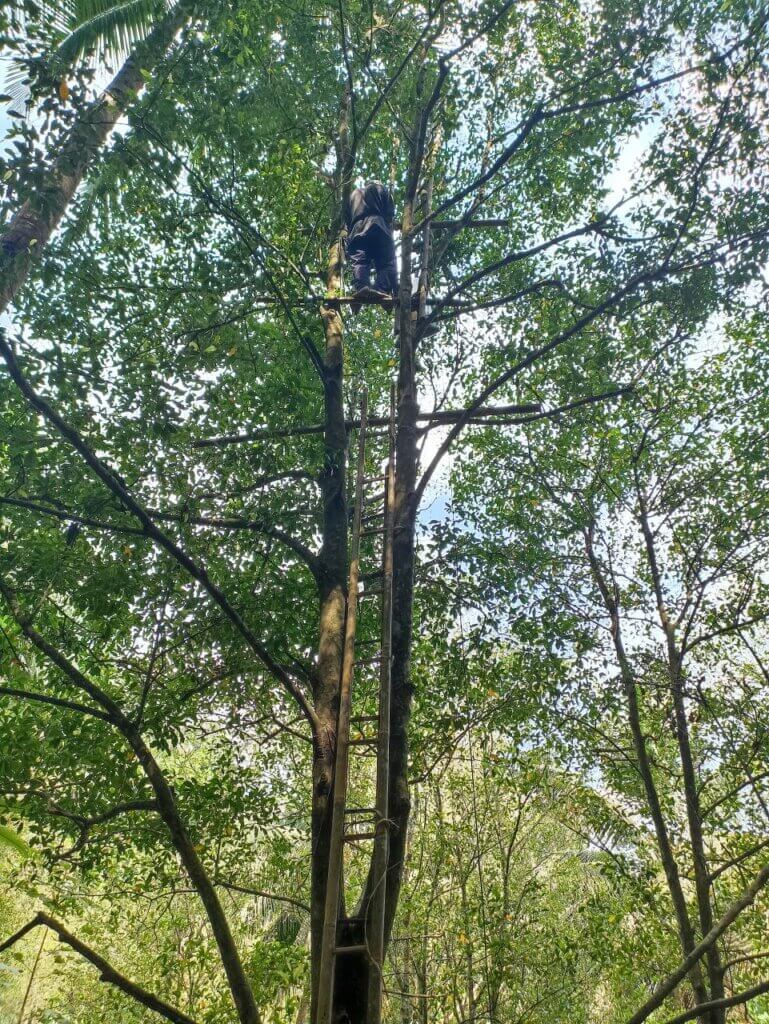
[
  {"left": 1, "top": 0, "right": 168, "bottom": 108},
  {"left": 6, "top": 0, "right": 77, "bottom": 33},
  {"left": 54, "top": 0, "right": 170, "bottom": 67}
]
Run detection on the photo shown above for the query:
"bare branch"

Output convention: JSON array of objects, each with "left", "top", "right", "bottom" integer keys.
[
  {"left": 216, "top": 880, "right": 310, "bottom": 914},
  {"left": 709, "top": 837, "right": 769, "bottom": 882},
  {"left": 192, "top": 403, "right": 541, "bottom": 448},
  {"left": 428, "top": 218, "right": 603, "bottom": 315},
  {"left": 720, "top": 949, "right": 769, "bottom": 973},
  {"left": 413, "top": 105, "right": 544, "bottom": 233}
]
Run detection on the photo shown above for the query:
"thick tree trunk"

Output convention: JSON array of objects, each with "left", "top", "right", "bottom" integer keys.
[{"left": 0, "top": 1, "right": 192, "bottom": 315}]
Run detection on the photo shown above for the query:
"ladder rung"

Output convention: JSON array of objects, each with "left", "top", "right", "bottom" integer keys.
[
  {"left": 362, "top": 527, "right": 386, "bottom": 536},
  {"left": 349, "top": 736, "right": 377, "bottom": 746},
  {"left": 364, "top": 475, "right": 386, "bottom": 484},
  {"left": 360, "top": 570, "right": 384, "bottom": 582},
  {"left": 345, "top": 831, "right": 378, "bottom": 842},
  {"left": 351, "top": 713, "right": 379, "bottom": 720},
  {"left": 335, "top": 944, "right": 368, "bottom": 955},
  {"left": 345, "top": 806, "right": 377, "bottom": 815}
]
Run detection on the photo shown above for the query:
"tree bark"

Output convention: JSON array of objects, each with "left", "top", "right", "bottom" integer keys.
[{"left": 311, "top": 89, "right": 354, "bottom": 1022}]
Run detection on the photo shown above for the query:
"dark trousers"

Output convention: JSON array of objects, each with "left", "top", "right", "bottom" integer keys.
[{"left": 347, "top": 225, "right": 398, "bottom": 295}]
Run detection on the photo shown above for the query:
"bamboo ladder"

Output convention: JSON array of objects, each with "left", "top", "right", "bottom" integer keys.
[{"left": 316, "top": 383, "right": 396, "bottom": 1024}]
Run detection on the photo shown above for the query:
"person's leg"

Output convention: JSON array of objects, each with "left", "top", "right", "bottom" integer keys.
[
  {"left": 347, "top": 242, "right": 370, "bottom": 293},
  {"left": 347, "top": 241, "right": 372, "bottom": 313},
  {"left": 372, "top": 232, "right": 398, "bottom": 297}
]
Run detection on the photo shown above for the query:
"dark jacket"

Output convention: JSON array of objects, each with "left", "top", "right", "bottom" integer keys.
[{"left": 346, "top": 181, "right": 395, "bottom": 244}]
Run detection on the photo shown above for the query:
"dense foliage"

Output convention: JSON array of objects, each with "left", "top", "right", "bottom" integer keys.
[{"left": 1, "top": 0, "right": 769, "bottom": 1022}]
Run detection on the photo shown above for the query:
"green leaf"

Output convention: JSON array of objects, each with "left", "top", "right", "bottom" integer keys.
[{"left": 0, "top": 824, "right": 31, "bottom": 859}]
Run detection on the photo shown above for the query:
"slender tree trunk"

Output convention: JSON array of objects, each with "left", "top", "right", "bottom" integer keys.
[
  {"left": 17, "top": 926, "right": 46, "bottom": 1024},
  {"left": 382, "top": 114, "right": 423, "bottom": 950},
  {"left": 356, "top": 57, "right": 434, "bottom": 969},
  {"left": 584, "top": 524, "right": 710, "bottom": 1017},
  {"left": 0, "top": 1, "right": 193, "bottom": 315},
  {"left": 636, "top": 493, "right": 725, "bottom": 1024},
  {"left": 312, "top": 91, "right": 354, "bottom": 1022}
]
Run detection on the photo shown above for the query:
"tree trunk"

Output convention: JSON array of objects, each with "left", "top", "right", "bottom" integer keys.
[
  {"left": 636, "top": 493, "right": 724, "bottom": 1024},
  {"left": 584, "top": 524, "right": 710, "bottom": 1018},
  {"left": 312, "top": 232, "right": 350, "bottom": 1021},
  {"left": 312, "top": 85, "right": 355, "bottom": 1021}
]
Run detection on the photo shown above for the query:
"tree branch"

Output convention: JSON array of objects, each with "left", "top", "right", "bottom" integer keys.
[
  {"left": 0, "top": 913, "right": 198, "bottom": 1024},
  {"left": 625, "top": 862, "right": 769, "bottom": 1024},
  {"left": 191, "top": 404, "right": 541, "bottom": 448},
  {"left": 412, "top": 104, "right": 544, "bottom": 233},
  {"left": 0, "top": 329, "right": 317, "bottom": 731},
  {"left": 720, "top": 949, "right": 769, "bottom": 973},
  {"left": 0, "top": 495, "right": 321, "bottom": 579},
  {"left": 147, "top": 510, "right": 321, "bottom": 579},
  {"left": 660, "top": 979, "right": 769, "bottom": 1024},
  {"left": 0, "top": 586, "right": 261, "bottom": 1024},
  {"left": 0, "top": 495, "right": 146, "bottom": 536},
  {"left": 709, "top": 837, "right": 769, "bottom": 882},
  {"left": 0, "top": 685, "right": 112, "bottom": 721},
  {"left": 216, "top": 880, "right": 310, "bottom": 914}
]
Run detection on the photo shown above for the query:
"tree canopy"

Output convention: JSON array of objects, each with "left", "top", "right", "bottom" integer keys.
[{"left": 1, "top": 1, "right": 769, "bottom": 1023}]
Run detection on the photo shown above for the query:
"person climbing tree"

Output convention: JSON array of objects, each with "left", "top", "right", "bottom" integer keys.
[{"left": 345, "top": 180, "right": 398, "bottom": 312}]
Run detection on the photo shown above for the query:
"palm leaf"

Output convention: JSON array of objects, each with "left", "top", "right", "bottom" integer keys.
[
  {"left": 2, "top": 0, "right": 168, "bottom": 105},
  {"left": 54, "top": 0, "right": 170, "bottom": 67},
  {"left": 6, "top": 0, "right": 77, "bottom": 33}
]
